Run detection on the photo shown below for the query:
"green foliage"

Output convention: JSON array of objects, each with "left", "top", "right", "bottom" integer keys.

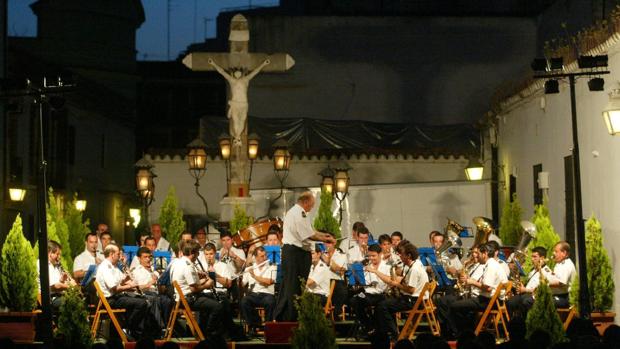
[
  {"left": 65, "top": 193, "right": 91, "bottom": 259},
  {"left": 55, "top": 285, "right": 93, "bottom": 348},
  {"left": 523, "top": 201, "right": 560, "bottom": 273},
  {"left": 0, "top": 215, "right": 38, "bottom": 311},
  {"left": 313, "top": 190, "right": 341, "bottom": 240},
  {"left": 47, "top": 188, "right": 73, "bottom": 271},
  {"left": 229, "top": 204, "right": 253, "bottom": 233},
  {"left": 158, "top": 186, "right": 186, "bottom": 247},
  {"left": 526, "top": 279, "right": 565, "bottom": 345},
  {"left": 584, "top": 215, "right": 614, "bottom": 312},
  {"left": 569, "top": 273, "right": 580, "bottom": 314},
  {"left": 499, "top": 193, "right": 523, "bottom": 246},
  {"left": 291, "top": 281, "right": 337, "bottom": 349}
]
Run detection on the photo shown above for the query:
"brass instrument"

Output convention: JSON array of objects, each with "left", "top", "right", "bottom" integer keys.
[
  {"left": 435, "top": 231, "right": 462, "bottom": 274},
  {"left": 472, "top": 216, "right": 494, "bottom": 247},
  {"left": 456, "top": 258, "right": 476, "bottom": 298},
  {"left": 507, "top": 220, "right": 537, "bottom": 293},
  {"left": 385, "top": 263, "right": 403, "bottom": 298},
  {"left": 445, "top": 218, "right": 467, "bottom": 236}
]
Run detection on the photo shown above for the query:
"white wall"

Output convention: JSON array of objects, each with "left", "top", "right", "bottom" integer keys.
[{"left": 497, "top": 38, "right": 620, "bottom": 319}]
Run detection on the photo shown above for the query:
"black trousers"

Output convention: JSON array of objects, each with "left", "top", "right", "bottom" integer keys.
[
  {"left": 332, "top": 279, "right": 348, "bottom": 316},
  {"left": 240, "top": 292, "right": 276, "bottom": 328},
  {"left": 506, "top": 293, "right": 535, "bottom": 318},
  {"left": 187, "top": 293, "right": 224, "bottom": 334},
  {"left": 436, "top": 293, "right": 459, "bottom": 336},
  {"left": 274, "top": 244, "right": 311, "bottom": 321},
  {"left": 375, "top": 295, "right": 417, "bottom": 338},
  {"left": 350, "top": 293, "right": 385, "bottom": 331},
  {"left": 449, "top": 295, "right": 490, "bottom": 335},
  {"left": 108, "top": 294, "right": 149, "bottom": 336}
]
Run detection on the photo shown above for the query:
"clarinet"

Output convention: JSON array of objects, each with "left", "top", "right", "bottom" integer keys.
[
  {"left": 195, "top": 258, "right": 221, "bottom": 302},
  {"left": 120, "top": 260, "right": 144, "bottom": 296}
]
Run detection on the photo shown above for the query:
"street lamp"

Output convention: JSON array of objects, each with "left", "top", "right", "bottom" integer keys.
[
  {"left": 219, "top": 133, "right": 232, "bottom": 189},
  {"left": 187, "top": 138, "right": 209, "bottom": 216},
  {"left": 8, "top": 187, "right": 27, "bottom": 202},
  {"left": 334, "top": 161, "right": 351, "bottom": 224},
  {"left": 75, "top": 199, "right": 87, "bottom": 212},
  {"left": 247, "top": 133, "right": 260, "bottom": 185},
  {"left": 602, "top": 87, "right": 620, "bottom": 135},
  {"left": 269, "top": 139, "right": 291, "bottom": 213},
  {"left": 319, "top": 166, "right": 335, "bottom": 194},
  {"left": 134, "top": 156, "right": 155, "bottom": 225},
  {"left": 465, "top": 158, "right": 484, "bottom": 181}
]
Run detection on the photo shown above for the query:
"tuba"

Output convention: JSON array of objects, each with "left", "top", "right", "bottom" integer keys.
[
  {"left": 445, "top": 218, "right": 466, "bottom": 236},
  {"left": 436, "top": 231, "right": 462, "bottom": 268},
  {"left": 472, "top": 216, "right": 494, "bottom": 247},
  {"left": 508, "top": 220, "right": 537, "bottom": 265}
]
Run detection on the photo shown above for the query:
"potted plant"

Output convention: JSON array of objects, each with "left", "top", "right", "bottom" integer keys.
[
  {"left": 313, "top": 189, "right": 341, "bottom": 240},
  {"left": 230, "top": 204, "right": 253, "bottom": 234},
  {"left": 55, "top": 285, "right": 93, "bottom": 348},
  {"left": 291, "top": 282, "right": 337, "bottom": 349},
  {"left": 526, "top": 276, "right": 566, "bottom": 345},
  {"left": 523, "top": 201, "right": 561, "bottom": 273},
  {"left": 0, "top": 215, "right": 40, "bottom": 342},
  {"left": 499, "top": 193, "right": 523, "bottom": 246}
]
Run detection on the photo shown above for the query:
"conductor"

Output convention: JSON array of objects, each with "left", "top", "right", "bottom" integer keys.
[{"left": 273, "top": 191, "right": 336, "bottom": 321}]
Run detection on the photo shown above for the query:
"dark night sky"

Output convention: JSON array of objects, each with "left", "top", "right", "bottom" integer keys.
[{"left": 8, "top": 0, "right": 279, "bottom": 61}]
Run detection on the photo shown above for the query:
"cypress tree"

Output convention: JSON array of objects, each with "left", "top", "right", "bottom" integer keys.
[
  {"left": 499, "top": 193, "right": 522, "bottom": 246},
  {"left": 158, "top": 186, "right": 186, "bottom": 248},
  {"left": 47, "top": 188, "right": 73, "bottom": 270},
  {"left": 526, "top": 277, "right": 565, "bottom": 345},
  {"left": 56, "top": 285, "right": 93, "bottom": 348},
  {"left": 230, "top": 204, "right": 253, "bottom": 233},
  {"left": 313, "top": 190, "right": 341, "bottom": 239},
  {"left": 584, "top": 215, "right": 614, "bottom": 312},
  {"left": 523, "top": 200, "right": 560, "bottom": 273},
  {"left": 65, "top": 193, "right": 91, "bottom": 259},
  {"left": 291, "top": 281, "right": 337, "bottom": 349},
  {"left": 0, "top": 215, "right": 38, "bottom": 311}
]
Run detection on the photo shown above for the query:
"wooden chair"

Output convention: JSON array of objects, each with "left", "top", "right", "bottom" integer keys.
[
  {"left": 163, "top": 281, "right": 205, "bottom": 341},
  {"left": 474, "top": 281, "right": 512, "bottom": 341},
  {"left": 91, "top": 281, "right": 127, "bottom": 343},
  {"left": 558, "top": 306, "right": 577, "bottom": 331},
  {"left": 323, "top": 279, "right": 337, "bottom": 321},
  {"left": 398, "top": 281, "right": 441, "bottom": 340}
]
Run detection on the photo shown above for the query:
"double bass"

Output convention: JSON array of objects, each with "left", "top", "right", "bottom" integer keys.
[{"left": 231, "top": 217, "right": 283, "bottom": 249}]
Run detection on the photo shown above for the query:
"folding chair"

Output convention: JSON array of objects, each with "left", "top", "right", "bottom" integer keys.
[
  {"left": 323, "top": 279, "right": 337, "bottom": 321},
  {"left": 91, "top": 281, "right": 127, "bottom": 343},
  {"left": 398, "top": 281, "right": 440, "bottom": 340},
  {"left": 558, "top": 306, "right": 577, "bottom": 331},
  {"left": 164, "top": 281, "right": 205, "bottom": 341},
  {"left": 474, "top": 281, "right": 512, "bottom": 340}
]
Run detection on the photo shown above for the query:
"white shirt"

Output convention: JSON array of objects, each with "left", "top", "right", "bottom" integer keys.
[
  {"left": 205, "top": 260, "right": 231, "bottom": 291},
  {"left": 403, "top": 259, "right": 429, "bottom": 298},
  {"left": 170, "top": 256, "right": 199, "bottom": 301},
  {"left": 95, "top": 259, "right": 124, "bottom": 298},
  {"left": 488, "top": 234, "right": 503, "bottom": 246},
  {"left": 550, "top": 258, "right": 576, "bottom": 295},
  {"left": 306, "top": 260, "right": 331, "bottom": 296},
  {"left": 444, "top": 253, "right": 463, "bottom": 280},
  {"left": 524, "top": 265, "right": 553, "bottom": 292},
  {"left": 132, "top": 264, "right": 159, "bottom": 293},
  {"left": 243, "top": 262, "right": 277, "bottom": 295},
  {"left": 497, "top": 259, "right": 510, "bottom": 279},
  {"left": 282, "top": 203, "right": 315, "bottom": 250},
  {"left": 37, "top": 260, "right": 63, "bottom": 293},
  {"left": 73, "top": 249, "right": 103, "bottom": 273},
  {"left": 327, "top": 250, "right": 347, "bottom": 280},
  {"left": 467, "top": 263, "right": 485, "bottom": 297},
  {"left": 340, "top": 236, "right": 358, "bottom": 251},
  {"left": 156, "top": 237, "right": 170, "bottom": 252},
  {"left": 347, "top": 245, "right": 366, "bottom": 264},
  {"left": 219, "top": 246, "right": 246, "bottom": 274},
  {"left": 129, "top": 255, "right": 141, "bottom": 270},
  {"left": 480, "top": 258, "right": 508, "bottom": 298},
  {"left": 364, "top": 260, "right": 391, "bottom": 294}
]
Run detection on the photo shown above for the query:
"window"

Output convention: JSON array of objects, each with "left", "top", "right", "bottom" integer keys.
[{"left": 533, "top": 164, "right": 543, "bottom": 205}]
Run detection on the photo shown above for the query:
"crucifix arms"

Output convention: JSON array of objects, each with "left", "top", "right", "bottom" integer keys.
[{"left": 207, "top": 58, "right": 270, "bottom": 82}]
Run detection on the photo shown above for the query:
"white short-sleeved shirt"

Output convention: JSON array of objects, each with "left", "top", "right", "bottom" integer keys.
[
  {"left": 467, "top": 263, "right": 484, "bottom": 297},
  {"left": 550, "top": 258, "right": 576, "bottom": 295},
  {"left": 364, "top": 260, "right": 391, "bottom": 294},
  {"left": 488, "top": 234, "right": 503, "bottom": 246},
  {"left": 404, "top": 259, "right": 429, "bottom": 298},
  {"left": 340, "top": 236, "right": 358, "bottom": 251},
  {"left": 171, "top": 256, "right": 199, "bottom": 301},
  {"left": 132, "top": 264, "right": 159, "bottom": 293},
  {"left": 243, "top": 262, "right": 277, "bottom": 295},
  {"left": 524, "top": 265, "right": 553, "bottom": 292},
  {"left": 306, "top": 261, "right": 331, "bottom": 296},
  {"left": 37, "top": 261, "right": 63, "bottom": 293},
  {"left": 480, "top": 258, "right": 508, "bottom": 298},
  {"left": 156, "top": 237, "right": 170, "bottom": 252},
  {"left": 95, "top": 259, "right": 124, "bottom": 298},
  {"left": 328, "top": 250, "right": 347, "bottom": 280},
  {"left": 347, "top": 245, "right": 366, "bottom": 264},
  {"left": 282, "top": 204, "right": 315, "bottom": 250},
  {"left": 219, "top": 246, "right": 246, "bottom": 274},
  {"left": 206, "top": 261, "right": 232, "bottom": 291},
  {"left": 497, "top": 259, "right": 511, "bottom": 279},
  {"left": 73, "top": 249, "right": 103, "bottom": 273}
]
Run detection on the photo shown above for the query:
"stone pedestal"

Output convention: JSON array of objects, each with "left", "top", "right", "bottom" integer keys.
[{"left": 219, "top": 196, "right": 256, "bottom": 222}]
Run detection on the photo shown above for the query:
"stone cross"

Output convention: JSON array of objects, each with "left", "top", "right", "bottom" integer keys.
[{"left": 182, "top": 14, "right": 294, "bottom": 216}]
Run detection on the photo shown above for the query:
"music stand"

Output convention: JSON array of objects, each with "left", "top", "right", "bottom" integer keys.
[
  {"left": 419, "top": 247, "right": 454, "bottom": 287},
  {"left": 154, "top": 251, "right": 172, "bottom": 271},
  {"left": 346, "top": 262, "right": 367, "bottom": 287},
  {"left": 81, "top": 264, "right": 97, "bottom": 287},
  {"left": 123, "top": 245, "right": 139, "bottom": 265},
  {"left": 263, "top": 246, "right": 281, "bottom": 265}
]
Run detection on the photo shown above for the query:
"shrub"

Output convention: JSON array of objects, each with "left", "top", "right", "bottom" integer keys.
[
  {"left": 523, "top": 200, "right": 560, "bottom": 273},
  {"left": 158, "top": 186, "right": 186, "bottom": 247},
  {"left": 313, "top": 190, "right": 341, "bottom": 240},
  {"left": 55, "top": 285, "right": 93, "bottom": 348},
  {"left": 526, "top": 277, "right": 565, "bottom": 345},
  {"left": 291, "top": 281, "right": 337, "bottom": 349},
  {"left": 499, "top": 193, "right": 523, "bottom": 246},
  {"left": 230, "top": 204, "right": 253, "bottom": 234},
  {"left": 47, "top": 188, "right": 72, "bottom": 270},
  {"left": 65, "top": 193, "right": 91, "bottom": 259}
]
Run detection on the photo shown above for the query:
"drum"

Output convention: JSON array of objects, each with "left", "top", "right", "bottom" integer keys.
[{"left": 232, "top": 217, "right": 283, "bottom": 248}]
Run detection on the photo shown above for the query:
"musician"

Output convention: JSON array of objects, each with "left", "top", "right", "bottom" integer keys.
[
  {"left": 341, "top": 221, "right": 365, "bottom": 251},
  {"left": 39, "top": 240, "right": 76, "bottom": 312},
  {"left": 449, "top": 242, "right": 507, "bottom": 335},
  {"left": 350, "top": 244, "right": 390, "bottom": 334},
  {"left": 100, "top": 231, "right": 113, "bottom": 253},
  {"left": 171, "top": 240, "right": 239, "bottom": 340},
  {"left": 219, "top": 231, "right": 246, "bottom": 273},
  {"left": 372, "top": 241, "right": 428, "bottom": 340},
  {"left": 246, "top": 228, "right": 281, "bottom": 266},
  {"left": 151, "top": 224, "right": 170, "bottom": 252},
  {"left": 203, "top": 243, "right": 232, "bottom": 297},
  {"left": 547, "top": 241, "right": 576, "bottom": 308},
  {"left": 273, "top": 191, "right": 335, "bottom": 321},
  {"left": 487, "top": 240, "right": 510, "bottom": 278},
  {"left": 323, "top": 231, "right": 348, "bottom": 318},
  {"left": 95, "top": 223, "right": 109, "bottom": 254},
  {"left": 95, "top": 243, "right": 149, "bottom": 338},
  {"left": 305, "top": 244, "right": 331, "bottom": 304},
  {"left": 437, "top": 245, "right": 484, "bottom": 339},
  {"left": 348, "top": 227, "right": 370, "bottom": 263},
  {"left": 506, "top": 246, "right": 552, "bottom": 318},
  {"left": 131, "top": 236, "right": 158, "bottom": 269},
  {"left": 138, "top": 232, "right": 150, "bottom": 247},
  {"left": 379, "top": 234, "right": 401, "bottom": 267},
  {"left": 195, "top": 228, "right": 208, "bottom": 249},
  {"left": 73, "top": 232, "right": 103, "bottom": 282},
  {"left": 429, "top": 231, "right": 461, "bottom": 285},
  {"left": 240, "top": 246, "right": 277, "bottom": 334},
  {"left": 390, "top": 231, "right": 402, "bottom": 253},
  {"left": 132, "top": 247, "right": 173, "bottom": 335}
]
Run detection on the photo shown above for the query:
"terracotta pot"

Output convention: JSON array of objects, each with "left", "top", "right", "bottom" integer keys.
[
  {"left": 591, "top": 311, "right": 616, "bottom": 336},
  {"left": 0, "top": 311, "right": 39, "bottom": 343}
]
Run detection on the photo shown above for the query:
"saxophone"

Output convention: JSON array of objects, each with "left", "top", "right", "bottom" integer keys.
[
  {"left": 456, "top": 258, "right": 476, "bottom": 298},
  {"left": 385, "top": 264, "right": 403, "bottom": 298}
]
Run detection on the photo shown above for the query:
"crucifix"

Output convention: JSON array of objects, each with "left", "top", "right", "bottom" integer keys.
[{"left": 182, "top": 14, "right": 295, "bottom": 219}]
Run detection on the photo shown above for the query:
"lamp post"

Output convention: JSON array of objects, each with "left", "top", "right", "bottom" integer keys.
[
  {"left": 247, "top": 133, "right": 260, "bottom": 185},
  {"left": 187, "top": 138, "right": 209, "bottom": 216},
  {"left": 75, "top": 199, "right": 87, "bottom": 212},
  {"left": 532, "top": 55, "right": 610, "bottom": 318},
  {"left": 319, "top": 166, "right": 335, "bottom": 194},
  {"left": 135, "top": 157, "right": 156, "bottom": 226},
  {"left": 465, "top": 158, "right": 484, "bottom": 181},
  {"left": 334, "top": 162, "right": 351, "bottom": 224},
  {"left": 8, "top": 187, "right": 27, "bottom": 202},
  {"left": 219, "top": 133, "right": 232, "bottom": 192},
  {"left": 270, "top": 139, "right": 291, "bottom": 211}
]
